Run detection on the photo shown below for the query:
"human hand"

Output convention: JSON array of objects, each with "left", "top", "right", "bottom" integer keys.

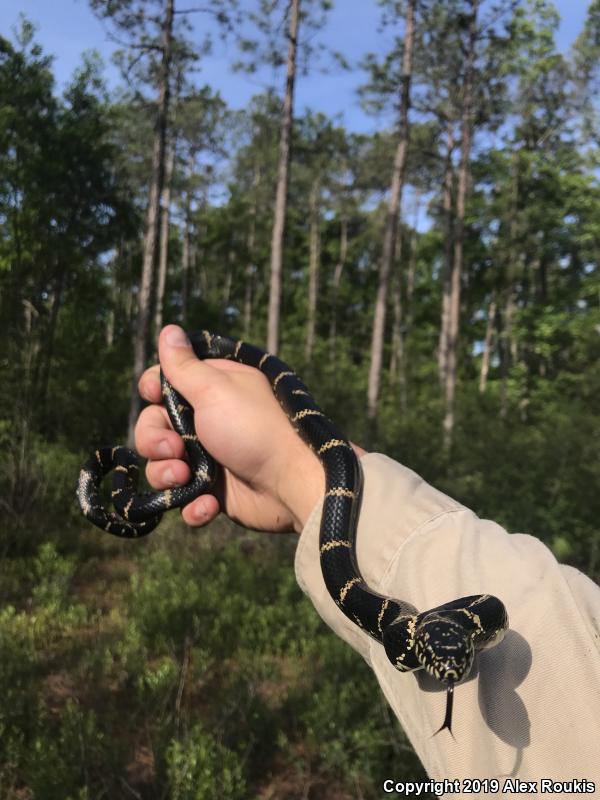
[{"left": 135, "top": 325, "right": 327, "bottom": 534}]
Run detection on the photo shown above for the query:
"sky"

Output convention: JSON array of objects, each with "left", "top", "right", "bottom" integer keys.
[{"left": 5, "top": 0, "right": 592, "bottom": 134}]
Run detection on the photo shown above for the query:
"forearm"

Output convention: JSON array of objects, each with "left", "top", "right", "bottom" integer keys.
[{"left": 277, "top": 441, "right": 367, "bottom": 534}]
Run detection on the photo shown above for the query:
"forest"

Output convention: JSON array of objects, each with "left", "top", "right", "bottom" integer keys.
[{"left": 1, "top": 0, "right": 599, "bottom": 797}]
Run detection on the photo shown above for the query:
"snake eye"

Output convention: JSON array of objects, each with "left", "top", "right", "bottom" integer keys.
[{"left": 414, "top": 617, "right": 475, "bottom": 684}]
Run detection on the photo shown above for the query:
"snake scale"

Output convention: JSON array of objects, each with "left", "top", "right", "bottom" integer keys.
[{"left": 77, "top": 330, "right": 508, "bottom": 733}]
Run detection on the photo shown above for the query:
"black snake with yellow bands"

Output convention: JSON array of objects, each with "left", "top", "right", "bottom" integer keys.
[{"left": 78, "top": 330, "right": 508, "bottom": 733}]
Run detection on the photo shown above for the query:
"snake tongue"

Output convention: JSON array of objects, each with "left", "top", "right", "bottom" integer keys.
[{"left": 433, "top": 682, "right": 455, "bottom": 738}]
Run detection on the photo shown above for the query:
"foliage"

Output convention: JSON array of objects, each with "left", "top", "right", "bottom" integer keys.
[
  {"left": 1, "top": 1, "right": 599, "bottom": 797},
  {"left": 166, "top": 725, "right": 246, "bottom": 800},
  {"left": 0, "top": 535, "right": 427, "bottom": 798}
]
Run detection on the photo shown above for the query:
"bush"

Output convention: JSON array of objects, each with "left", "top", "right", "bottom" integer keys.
[{"left": 166, "top": 725, "right": 246, "bottom": 800}]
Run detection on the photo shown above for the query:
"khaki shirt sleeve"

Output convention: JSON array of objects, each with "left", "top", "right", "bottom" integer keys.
[{"left": 294, "top": 453, "right": 600, "bottom": 786}]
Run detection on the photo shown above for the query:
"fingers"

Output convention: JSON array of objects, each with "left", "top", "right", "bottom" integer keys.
[
  {"left": 133, "top": 330, "right": 224, "bottom": 528},
  {"left": 181, "top": 494, "right": 220, "bottom": 527},
  {"left": 138, "top": 364, "right": 161, "bottom": 403},
  {"left": 139, "top": 353, "right": 250, "bottom": 409},
  {"left": 133, "top": 395, "right": 220, "bottom": 528},
  {"left": 134, "top": 405, "right": 188, "bottom": 489},
  {"left": 145, "top": 457, "right": 191, "bottom": 490},
  {"left": 158, "top": 325, "right": 212, "bottom": 404},
  {"left": 135, "top": 404, "right": 185, "bottom": 459}
]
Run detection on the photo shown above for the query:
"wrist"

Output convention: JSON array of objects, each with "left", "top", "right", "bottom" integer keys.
[
  {"left": 277, "top": 440, "right": 366, "bottom": 534},
  {"left": 276, "top": 438, "right": 324, "bottom": 534}
]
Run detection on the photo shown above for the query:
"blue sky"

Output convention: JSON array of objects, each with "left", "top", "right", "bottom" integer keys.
[{"left": 6, "top": 0, "right": 592, "bottom": 133}]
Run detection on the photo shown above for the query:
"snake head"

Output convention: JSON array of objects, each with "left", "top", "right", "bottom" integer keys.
[{"left": 413, "top": 613, "right": 475, "bottom": 684}]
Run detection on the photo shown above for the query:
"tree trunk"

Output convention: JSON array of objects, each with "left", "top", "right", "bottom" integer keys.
[
  {"left": 154, "top": 145, "right": 175, "bottom": 340},
  {"left": 267, "top": 0, "right": 300, "bottom": 355},
  {"left": 197, "top": 183, "right": 209, "bottom": 300},
  {"left": 126, "top": 0, "right": 174, "bottom": 447},
  {"left": 438, "top": 119, "right": 456, "bottom": 384},
  {"left": 124, "top": 245, "right": 134, "bottom": 327},
  {"left": 499, "top": 152, "right": 521, "bottom": 417},
  {"left": 366, "top": 0, "right": 416, "bottom": 425},
  {"left": 389, "top": 190, "right": 421, "bottom": 403},
  {"left": 405, "top": 193, "right": 421, "bottom": 332},
  {"left": 105, "top": 277, "right": 116, "bottom": 348},
  {"left": 442, "top": 0, "right": 478, "bottom": 449},
  {"left": 305, "top": 177, "right": 321, "bottom": 364},
  {"left": 329, "top": 215, "right": 348, "bottom": 364},
  {"left": 181, "top": 195, "right": 191, "bottom": 326},
  {"left": 243, "top": 163, "right": 260, "bottom": 338},
  {"left": 242, "top": 260, "right": 255, "bottom": 338},
  {"left": 479, "top": 298, "right": 496, "bottom": 393},
  {"left": 500, "top": 286, "right": 516, "bottom": 418},
  {"left": 535, "top": 245, "right": 547, "bottom": 302},
  {"left": 219, "top": 249, "right": 234, "bottom": 328},
  {"left": 22, "top": 298, "right": 39, "bottom": 423},
  {"left": 37, "top": 265, "right": 65, "bottom": 426},
  {"left": 242, "top": 248, "right": 255, "bottom": 338},
  {"left": 180, "top": 152, "right": 196, "bottom": 326},
  {"left": 389, "top": 266, "right": 403, "bottom": 378},
  {"left": 105, "top": 244, "right": 122, "bottom": 349},
  {"left": 389, "top": 266, "right": 408, "bottom": 412}
]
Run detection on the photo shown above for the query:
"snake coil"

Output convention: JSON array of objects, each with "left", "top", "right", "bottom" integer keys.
[{"left": 78, "top": 330, "right": 508, "bottom": 733}]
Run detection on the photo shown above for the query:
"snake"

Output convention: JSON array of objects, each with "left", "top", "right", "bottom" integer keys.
[{"left": 77, "top": 330, "right": 509, "bottom": 733}]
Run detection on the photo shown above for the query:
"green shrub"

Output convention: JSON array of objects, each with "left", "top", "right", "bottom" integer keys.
[
  {"left": 166, "top": 725, "right": 246, "bottom": 800},
  {"left": 25, "top": 702, "right": 103, "bottom": 800}
]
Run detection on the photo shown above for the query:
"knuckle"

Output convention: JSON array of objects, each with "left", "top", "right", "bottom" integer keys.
[
  {"left": 135, "top": 406, "right": 167, "bottom": 454},
  {"left": 138, "top": 367, "right": 161, "bottom": 400}
]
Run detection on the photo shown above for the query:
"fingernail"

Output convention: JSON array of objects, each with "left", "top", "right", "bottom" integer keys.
[
  {"left": 163, "top": 467, "right": 178, "bottom": 486},
  {"left": 165, "top": 326, "right": 190, "bottom": 348},
  {"left": 192, "top": 501, "right": 207, "bottom": 521},
  {"left": 157, "top": 439, "right": 173, "bottom": 458}
]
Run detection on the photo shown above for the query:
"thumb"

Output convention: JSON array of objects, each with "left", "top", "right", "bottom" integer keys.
[{"left": 158, "top": 325, "right": 208, "bottom": 404}]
